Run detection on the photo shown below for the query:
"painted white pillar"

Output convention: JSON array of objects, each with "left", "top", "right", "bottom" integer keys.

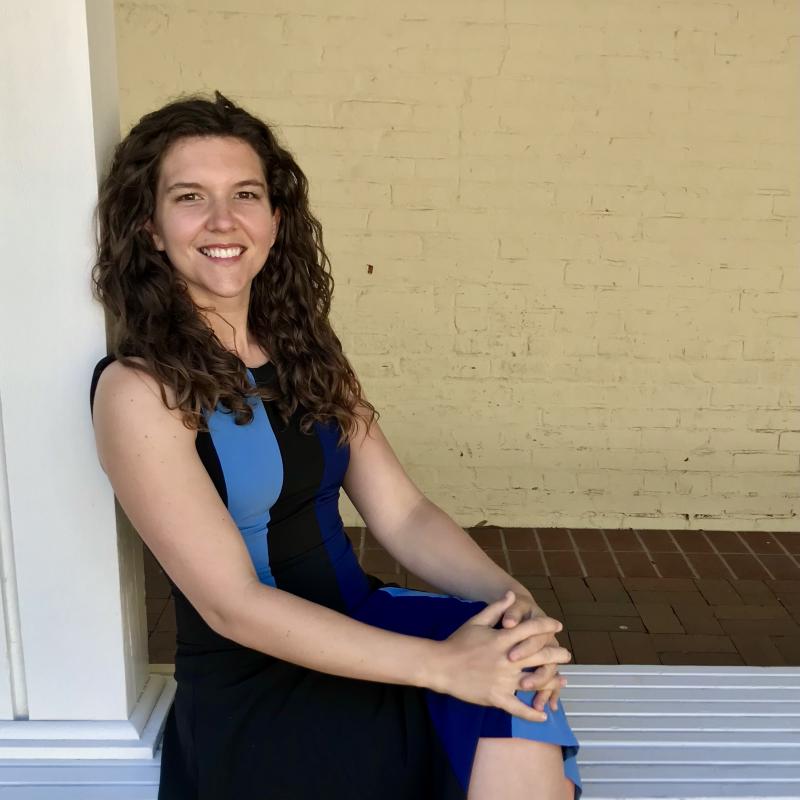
[{"left": 0, "top": 0, "right": 172, "bottom": 766}]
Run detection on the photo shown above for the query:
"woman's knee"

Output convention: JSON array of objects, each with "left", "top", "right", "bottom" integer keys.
[{"left": 468, "top": 737, "right": 573, "bottom": 800}]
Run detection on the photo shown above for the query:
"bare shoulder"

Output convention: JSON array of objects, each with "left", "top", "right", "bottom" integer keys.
[
  {"left": 347, "top": 399, "right": 380, "bottom": 450},
  {"left": 92, "top": 357, "right": 194, "bottom": 472},
  {"left": 94, "top": 356, "right": 183, "bottom": 414}
]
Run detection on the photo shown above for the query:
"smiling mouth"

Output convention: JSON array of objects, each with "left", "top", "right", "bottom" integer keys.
[{"left": 197, "top": 246, "right": 246, "bottom": 262}]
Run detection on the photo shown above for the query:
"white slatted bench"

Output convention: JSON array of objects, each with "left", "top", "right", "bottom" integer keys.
[
  {"left": 561, "top": 665, "right": 800, "bottom": 799},
  {"left": 0, "top": 664, "right": 797, "bottom": 798}
]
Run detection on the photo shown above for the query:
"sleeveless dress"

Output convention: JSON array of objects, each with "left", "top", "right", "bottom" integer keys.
[{"left": 90, "top": 355, "right": 582, "bottom": 799}]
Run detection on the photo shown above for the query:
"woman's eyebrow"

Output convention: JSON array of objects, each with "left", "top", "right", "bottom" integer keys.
[{"left": 165, "top": 179, "right": 266, "bottom": 192}]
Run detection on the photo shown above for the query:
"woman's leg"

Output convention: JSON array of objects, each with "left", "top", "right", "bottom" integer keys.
[{"left": 467, "top": 737, "right": 575, "bottom": 800}]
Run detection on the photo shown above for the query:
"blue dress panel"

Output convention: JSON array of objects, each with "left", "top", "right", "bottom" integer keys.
[{"left": 90, "top": 355, "right": 582, "bottom": 799}]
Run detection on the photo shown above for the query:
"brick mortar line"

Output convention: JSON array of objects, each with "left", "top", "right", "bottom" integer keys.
[
  {"left": 498, "top": 527, "right": 512, "bottom": 574},
  {"left": 355, "top": 526, "right": 365, "bottom": 563},
  {"left": 633, "top": 529, "right": 663, "bottom": 578},
  {"left": 533, "top": 529, "right": 550, "bottom": 577},
  {"left": 735, "top": 531, "right": 777, "bottom": 581},
  {"left": 599, "top": 529, "right": 626, "bottom": 578},
  {"left": 771, "top": 533, "right": 800, "bottom": 570},
  {"left": 667, "top": 529, "right": 700, "bottom": 580},
  {"left": 697, "top": 530, "right": 739, "bottom": 581},
  {"left": 565, "top": 528, "right": 588, "bottom": 578},
  {"left": 151, "top": 599, "right": 171, "bottom": 635},
  {"left": 347, "top": 526, "right": 366, "bottom": 565}
]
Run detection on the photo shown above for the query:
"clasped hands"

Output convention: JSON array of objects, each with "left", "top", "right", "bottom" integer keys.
[
  {"left": 436, "top": 589, "right": 571, "bottom": 723},
  {"left": 498, "top": 589, "right": 569, "bottom": 714}
]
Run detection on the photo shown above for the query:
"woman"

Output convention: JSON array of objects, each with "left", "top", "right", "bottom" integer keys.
[{"left": 89, "top": 91, "right": 581, "bottom": 799}]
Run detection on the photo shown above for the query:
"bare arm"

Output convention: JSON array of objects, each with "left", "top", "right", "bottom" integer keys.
[
  {"left": 379, "top": 495, "right": 536, "bottom": 607},
  {"left": 227, "top": 582, "right": 435, "bottom": 686},
  {"left": 342, "top": 414, "right": 539, "bottom": 607}
]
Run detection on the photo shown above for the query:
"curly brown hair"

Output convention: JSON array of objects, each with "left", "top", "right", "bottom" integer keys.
[{"left": 91, "top": 90, "right": 377, "bottom": 446}]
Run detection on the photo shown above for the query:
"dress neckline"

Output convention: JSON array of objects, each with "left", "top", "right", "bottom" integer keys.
[
  {"left": 237, "top": 353, "right": 273, "bottom": 371},
  {"left": 246, "top": 360, "right": 273, "bottom": 372}
]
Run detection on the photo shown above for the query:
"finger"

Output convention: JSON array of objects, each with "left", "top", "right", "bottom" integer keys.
[
  {"left": 532, "top": 672, "right": 566, "bottom": 708},
  {"left": 521, "top": 672, "right": 561, "bottom": 694},
  {"left": 501, "top": 616, "right": 563, "bottom": 648},
  {"left": 469, "top": 591, "right": 516, "bottom": 628},
  {"left": 509, "top": 634, "right": 561, "bottom": 662},
  {"left": 550, "top": 675, "right": 567, "bottom": 711},
  {"left": 517, "top": 645, "right": 572, "bottom": 671},
  {"left": 498, "top": 695, "right": 549, "bottom": 724},
  {"left": 543, "top": 680, "right": 563, "bottom": 712},
  {"left": 536, "top": 675, "right": 567, "bottom": 706},
  {"left": 502, "top": 600, "right": 537, "bottom": 628},
  {"left": 501, "top": 603, "right": 524, "bottom": 628},
  {"left": 518, "top": 663, "right": 558, "bottom": 690},
  {"left": 533, "top": 689, "right": 552, "bottom": 712},
  {"left": 520, "top": 664, "right": 558, "bottom": 688},
  {"left": 520, "top": 673, "right": 559, "bottom": 693}
]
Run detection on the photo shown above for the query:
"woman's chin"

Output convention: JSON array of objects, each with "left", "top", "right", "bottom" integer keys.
[{"left": 187, "top": 280, "right": 254, "bottom": 306}]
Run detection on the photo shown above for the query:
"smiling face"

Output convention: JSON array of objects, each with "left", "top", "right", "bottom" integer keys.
[{"left": 147, "top": 135, "right": 280, "bottom": 310}]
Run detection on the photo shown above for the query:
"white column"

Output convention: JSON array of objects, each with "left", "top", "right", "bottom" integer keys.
[{"left": 0, "top": 0, "right": 172, "bottom": 765}]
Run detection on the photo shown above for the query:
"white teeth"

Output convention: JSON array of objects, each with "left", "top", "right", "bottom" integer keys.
[{"left": 200, "top": 246, "right": 244, "bottom": 258}]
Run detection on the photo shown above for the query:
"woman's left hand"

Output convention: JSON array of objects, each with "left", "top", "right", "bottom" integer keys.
[{"left": 500, "top": 591, "right": 568, "bottom": 713}]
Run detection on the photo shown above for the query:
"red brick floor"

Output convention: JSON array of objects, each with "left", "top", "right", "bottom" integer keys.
[{"left": 146, "top": 528, "right": 800, "bottom": 667}]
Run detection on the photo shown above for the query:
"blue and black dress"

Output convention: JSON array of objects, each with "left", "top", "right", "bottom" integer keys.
[{"left": 90, "top": 355, "right": 581, "bottom": 800}]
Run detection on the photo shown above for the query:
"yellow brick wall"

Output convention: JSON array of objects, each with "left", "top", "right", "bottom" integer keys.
[{"left": 115, "top": 1, "right": 799, "bottom": 531}]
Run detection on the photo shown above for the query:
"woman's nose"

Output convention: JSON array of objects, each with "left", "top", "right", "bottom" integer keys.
[{"left": 206, "top": 198, "right": 236, "bottom": 229}]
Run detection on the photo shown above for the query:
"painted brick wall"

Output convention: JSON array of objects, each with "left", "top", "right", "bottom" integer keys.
[{"left": 114, "top": 1, "right": 799, "bottom": 531}]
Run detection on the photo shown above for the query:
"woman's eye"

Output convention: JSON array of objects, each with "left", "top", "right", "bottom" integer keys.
[{"left": 175, "top": 191, "right": 259, "bottom": 202}]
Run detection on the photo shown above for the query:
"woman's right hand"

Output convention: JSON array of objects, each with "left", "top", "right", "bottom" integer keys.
[{"left": 426, "top": 591, "right": 572, "bottom": 722}]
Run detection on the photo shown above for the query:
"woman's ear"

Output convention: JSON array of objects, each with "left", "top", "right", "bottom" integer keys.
[{"left": 144, "top": 218, "right": 165, "bottom": 251}]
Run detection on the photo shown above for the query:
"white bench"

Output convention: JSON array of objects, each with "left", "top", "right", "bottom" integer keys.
[
  {"left": 561, "top": 664, "right": 800, "bottom": 798},
  {"left": 0, "top": 664, "right": 796, "bottom": 798}
]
